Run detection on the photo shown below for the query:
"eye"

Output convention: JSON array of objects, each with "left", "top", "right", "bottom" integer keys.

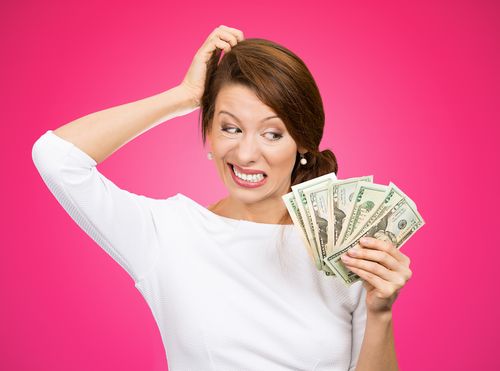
[
  {"left": 264, "top": 132, "right": 283, "bottom": 141},
  {"left": 220, "top": 124, "right": 241, "bottom": 135}
]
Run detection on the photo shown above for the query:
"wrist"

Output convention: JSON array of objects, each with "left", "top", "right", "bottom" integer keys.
[
  {"left": 156, "top": 85, "right": 199, "bottom": 120},
  {"left": 367, "top": 309, "right": 393, "bottom": 323},
  {"left": 177, "top": 83, "right": 200, "bottom": 109}
]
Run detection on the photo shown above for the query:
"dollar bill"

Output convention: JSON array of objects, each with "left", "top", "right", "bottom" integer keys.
[
  {"left": 329, "top": 176, "right": 373, "bottom": 254},
  {"left": 291, "top": 172, "right": 338, "bottom": 276},
  {"left": 324, "top": 196, "right": 425, "bottom": 285},
  {"left": 341, "top": 182, "right": 413, "bottom": 247},
  {"left": 281, "top": 192, "right": 320, "bottom": 270},
  {"left": 334, "top": 182, "right": 389, "bottom": 250},
  {"left": 303, "top": 183, "right": 336, "bottom": 276},
  {"left": 281, "top": 172, "right": 424, "bottom": 285}
]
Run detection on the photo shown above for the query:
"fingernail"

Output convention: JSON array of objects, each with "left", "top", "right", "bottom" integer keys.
[{"left": 360, "top": 237, "right": 370, "bottom": 244}]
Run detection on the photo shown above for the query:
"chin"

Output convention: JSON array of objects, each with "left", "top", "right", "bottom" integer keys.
[{"left": 228, "top": 188, "right": 267, "bottom": 205}]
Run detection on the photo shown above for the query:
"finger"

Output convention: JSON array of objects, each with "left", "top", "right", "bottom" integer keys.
[
  {"left": 214, "top": 38, "right": 232, "bottom": 53},
  {"left": 344, "top": 264, "right": 392, "bottom": 294},
  {"left": 359, "top": 236, "right": 409, "bottom": 265},
  {"left": 341, "top": 253, "right": 398, "bottom": 282},
  {"left": 347, "top": 246, "right": 400, "bottom": 271},
  {"left": 218, "top": 25, "right": 245, "bottom": 41},
  {"left": 351, "top": 246, "right": 413, "bottom": 280},
  {"left": 216, "top": 29, "right": 239, "bottom": 48}
]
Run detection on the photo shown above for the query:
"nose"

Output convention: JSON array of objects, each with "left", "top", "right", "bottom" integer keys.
[{"left": 235, "top": 133, "right": 260, "bottom": 165}]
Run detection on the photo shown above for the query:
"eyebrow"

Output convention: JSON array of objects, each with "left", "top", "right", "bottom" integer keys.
[{"left": 218, "top": 110, "right": 280, "bottom": 123}]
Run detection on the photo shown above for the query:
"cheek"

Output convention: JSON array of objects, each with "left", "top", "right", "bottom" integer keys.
[
  {"left": 212, "top": 137, "right": 234, "bottom": 157},
  {"left": 212, "top": 141, "right": 234, "bottom": 174},
  {"left": 266, "top": 145, "right": 297, "bottom": 171}
]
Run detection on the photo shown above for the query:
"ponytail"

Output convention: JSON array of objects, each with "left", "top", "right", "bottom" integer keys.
[{"left": 290, "top": 149, "right": 339, "bottom": 187}]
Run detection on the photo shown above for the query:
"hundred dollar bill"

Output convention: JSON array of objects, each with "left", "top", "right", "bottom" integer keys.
[
  {"left": 281, "top": 192, "right": 320, "bottom": 270},
  {"left": 291, "top": 172, "right": 338, "bottom": 275},
  {"left": 335, "top": 182, "right": 389, "bottom": 250},
  {"left": 324, "top": 197, "right": 426, "bottom": 285},
  {"left": 303, "top": 182, "right": 336, "bottom": 276},
  {"left": 329, "top": 176, "right": 373, "bottom": 254}
]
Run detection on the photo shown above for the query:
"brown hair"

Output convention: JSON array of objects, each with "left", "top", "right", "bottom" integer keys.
[{"left": 198, "top": 38, "right": 338, "bottom": 259}]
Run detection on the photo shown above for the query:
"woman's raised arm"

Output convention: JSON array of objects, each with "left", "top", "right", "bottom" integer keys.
[{"left": 52, "top": 85, "right": 197, "bottom": 165}]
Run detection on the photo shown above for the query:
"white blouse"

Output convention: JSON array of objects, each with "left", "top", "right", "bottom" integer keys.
[{"left": 32, "top": 130, "right": 367, "bottom": 371}]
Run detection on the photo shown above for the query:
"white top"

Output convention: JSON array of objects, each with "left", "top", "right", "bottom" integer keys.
[{"left": 32, "top": 130, "right": 367, "bottom": 371}]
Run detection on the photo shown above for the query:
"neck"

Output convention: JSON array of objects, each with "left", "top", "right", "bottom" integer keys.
[{"left": 216, "top": 195, "right": 292, "bottom": 225}]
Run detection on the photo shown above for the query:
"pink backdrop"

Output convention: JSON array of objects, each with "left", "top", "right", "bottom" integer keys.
[{"left": 1, "top": 0, "right": 498, "bottom": 370}]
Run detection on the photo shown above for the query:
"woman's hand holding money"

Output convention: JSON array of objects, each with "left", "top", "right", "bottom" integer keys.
[{"left": 341, "top": 236, "right": 413, "bottom": 315}]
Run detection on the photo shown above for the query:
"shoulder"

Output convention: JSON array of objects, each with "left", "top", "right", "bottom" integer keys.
[
  {"left": 152, "top": 193, "right": 211, "bottom": 224},
  {"left": 152, "top": 193, "right": 184, "bottom": 215}
]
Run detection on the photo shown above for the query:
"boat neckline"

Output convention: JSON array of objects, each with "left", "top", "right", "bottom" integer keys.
[{"left": 176, "top": 193, "right": 296, "bottom": 228}]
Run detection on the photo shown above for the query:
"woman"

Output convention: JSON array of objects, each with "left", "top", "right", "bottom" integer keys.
[{"left": 32, "top": 25, "right": 411, "bottom": 371}]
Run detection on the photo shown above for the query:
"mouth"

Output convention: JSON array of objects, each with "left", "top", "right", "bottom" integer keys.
[{"left": 227, "top": 163, "right": 268, "bottom": 188}]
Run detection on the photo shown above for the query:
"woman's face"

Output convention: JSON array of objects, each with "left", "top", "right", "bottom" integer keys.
[{"left": 207, "top": 84, "right": 304, "bottom": 206}]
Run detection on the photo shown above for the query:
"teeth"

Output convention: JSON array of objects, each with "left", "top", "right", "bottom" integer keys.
[{"left": 232, "top": 165, "right": 265, "bottom": 182}]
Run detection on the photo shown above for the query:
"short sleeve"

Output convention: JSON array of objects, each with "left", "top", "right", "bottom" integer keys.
[
  {"left": 348, "top": 285, "right": 367, "bottom": 371},
  {"left": 32, "top": 129, "right": 161, "bottom": 285}
]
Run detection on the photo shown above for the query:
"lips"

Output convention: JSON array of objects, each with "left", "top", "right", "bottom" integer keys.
[
  {"left": 227, "top": 163, "right": 268, "bottom": 188},
  {"left": 229, "top": 163, "right": 267, "bottom": 177}
]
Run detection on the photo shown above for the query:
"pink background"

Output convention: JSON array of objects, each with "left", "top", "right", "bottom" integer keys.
[{"left": 1, "top": 0, "right": 498, "bottom": 370}]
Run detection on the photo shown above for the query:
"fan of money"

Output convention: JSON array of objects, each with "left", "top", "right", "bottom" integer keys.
[{"left": 282, "top": 173, "right": 425, "bottom": 286}]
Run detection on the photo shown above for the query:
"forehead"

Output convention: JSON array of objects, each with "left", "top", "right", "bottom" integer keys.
[{"left": 215, "top": 84, "right": 280, "bottom": 121}]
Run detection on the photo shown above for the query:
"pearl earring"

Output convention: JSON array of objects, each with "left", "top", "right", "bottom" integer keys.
[
  {"left": 207, "top": 151, "right": 213, "bottom": 160},
  {"left": 300, "top": 153, "right": 307, "bottom": 165}
]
